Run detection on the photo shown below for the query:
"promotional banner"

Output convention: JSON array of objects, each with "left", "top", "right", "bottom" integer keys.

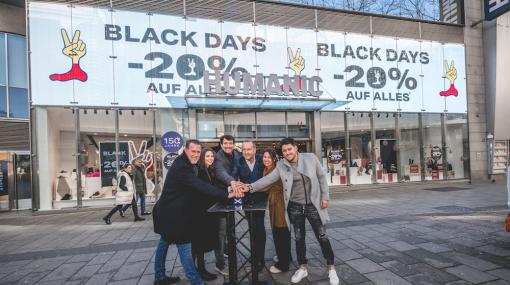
[
  {"left": 99, "top": 142, "right": 130, "bottom": 187},
  {"left": 0, "top": 161, "right": 8, "bottom": 196},
  {"left": 29, "top": 2, "right": 467, "bottom": 113}
]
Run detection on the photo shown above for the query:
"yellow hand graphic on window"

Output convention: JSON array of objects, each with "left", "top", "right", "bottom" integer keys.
[
  {"left": 288, "top": 47, "right": 305, "bottom": 76},
  {"left": 61, "top": 29, "right": 86, "bottom": 64},
  {"left": 444, "top": 60, "right": 457, "bottom": 84}
]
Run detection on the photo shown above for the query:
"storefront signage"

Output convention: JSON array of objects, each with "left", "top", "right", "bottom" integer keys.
[
  {"left": 163, "top": 153, "right": 179, "bottom": 170},
  {"left": 0, "top": 161, "right": 7, "bottom": 196},
  {"left": 485, "top": 0, "right": 510, "bottom": 20},
  {"left": 29, "top": 2, "right": 467, "bottom": 113},
  {"left": 161, "top": 131, "right": 184, "bottom": 153},
  {"left": 99, "top": 142, "right": 130, "bottom": 187}
]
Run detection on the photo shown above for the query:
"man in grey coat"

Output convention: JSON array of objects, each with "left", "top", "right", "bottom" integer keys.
[
  {"left": 213, "top": 134, "right": 240, "bottom": 276},
  {"left": 237, "top": 137, "right": 339, "bottom": 285}
]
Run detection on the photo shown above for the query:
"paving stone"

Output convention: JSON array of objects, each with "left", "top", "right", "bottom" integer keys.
[
  {"left": 416, "top": 242, "right": 452, "bottom": 253},
  {"left": 107, "top": 278, "right": 139, "bottom": 285},
  {"left": 358, "top": 249, "right": 394, "bottom": 264},
  {"left": 441, "top": 252, "right": 500, "bottom": 271},
  {"left": 341, "top": 239, "right": 367, "bottom": 250},
  {"left": 87, "top": 252, "right": 115, "bottom": 265},
  {"left": 476, "top": 245, "right": 510, "bottom": 257},
  {"left": 365, "top": 270, "right": 412, "bottom": 285},
  {"left": 396, "top": 233, "right": 429, "bottom": 245},
  {"left": 112, "top": 261, "right": 150, "bottom": 281},
  {"left": 408, "top": 263, "right": 459, "bottom": 283},
  {"left": 480, "top": 280, "right": 510, "bottom": 285},
  {"left": 35, "top": 279, "right": 69, "bottom": 285},
  {"left": 3, "top": 269, "right": 33, "bottom": 283},
  {"left": 445, "top": 281, "right": 474, "bottom": 285},
  {"left": 487, "top": 269, "right": 510, "bottom": 282},
  {"left": 404, "top": 248, "right": 459, "bottom": 268},
  {"left": 71, "top": 264, "right": 102, "bottom": 280},
  {"left": 446, "top": 265, "right": 499, "bottom": 284},
  {"left": 386, "top": 241, "right": 418, "bottom": 251},
  {"left": 335, "top": 264, "right": 369, "bottom": 285},
  {"left": 39, "top": 262, "right": 87, "bottom": 282},
  {"left": 380, "top": 260, "right": 420, "bottom": 277},
  {"left": 68, "top": 253, "right": 98, "bottom": 263},
  {"left": 345, "top": 258, "right": 385, "bottom": 274},
  {"left": 382, "top": 250, "right": 419, "bottom": 265},
  {"left": 405, "top": 273, "right": 445, "bottom": 285},
  {"left": 83, "top": 272, "right": 115, "bottom": 285},
  {"left": 362, "top": 241, "right": 392, "bottom": 252},
  {"left": 336, "top": 248, "right": 363, "bottom": 262}
]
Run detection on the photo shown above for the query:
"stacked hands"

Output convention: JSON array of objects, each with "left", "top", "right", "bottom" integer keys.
[{"left": 227, "top": 181, "right": 251, "bottom": 199}]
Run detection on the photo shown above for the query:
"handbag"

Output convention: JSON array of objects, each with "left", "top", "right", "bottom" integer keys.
[
  {"left": 506, "top": 214, "right": 510, "bottom": 232},
  {"left": 115, "top": 190, "right": 133, "bottom": 205}
]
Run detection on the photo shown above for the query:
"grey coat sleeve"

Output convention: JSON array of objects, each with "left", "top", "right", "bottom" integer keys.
[
  {"left": 314, "top": 154, "right": 329, "bottom": 200},
  {"left": 250, "top": 166, "right": 281, "bottom": 192},
  {"left": 215, "top": 153, "right": 236, "bottom": 186}
]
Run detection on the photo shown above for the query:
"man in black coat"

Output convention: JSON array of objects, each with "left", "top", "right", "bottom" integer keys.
[{"left": 152, "top": 139, "right": 236, "bottom": 285}]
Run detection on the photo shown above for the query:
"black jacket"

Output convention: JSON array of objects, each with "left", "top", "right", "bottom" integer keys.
[
  {"left": 214, "top": 149, "right": 240, "bottom": 189},
  {"left": 153, "top": 154, "right": 228, "bottom": 244}
]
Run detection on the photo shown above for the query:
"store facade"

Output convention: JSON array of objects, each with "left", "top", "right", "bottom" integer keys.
[{"left": 28, "top": 0, "right": 472, "bottom": 210}]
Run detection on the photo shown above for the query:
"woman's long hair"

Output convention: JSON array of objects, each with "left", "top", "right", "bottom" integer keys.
[
  {"left": 262, "top": 148, "right": 278, "bottom": 169},
  {"left": 199, "top": 147, "right": 216, "bottom": 181}
]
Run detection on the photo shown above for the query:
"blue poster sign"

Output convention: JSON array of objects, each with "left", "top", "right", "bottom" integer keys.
[
  {"left": 0, "top": 161, "right": 8, "bottom": 196},
  {"left": 485, "top": 0, "right": 510, "bottom": 20},
  {"left": 161, "top": 131, "right": 184, "bottom": 153}
]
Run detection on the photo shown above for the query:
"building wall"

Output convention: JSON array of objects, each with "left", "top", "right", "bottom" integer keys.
[
  {"left": 464, "top": 1, "right": 487, "bottom": 180},
  {"left": 0, "top": 3, "right": 25, "bottom": 35}
]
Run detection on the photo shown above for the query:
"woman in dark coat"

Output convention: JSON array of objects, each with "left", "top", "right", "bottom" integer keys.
[{"left": 192, "top": 147, "right": 220, "bottom": 281}]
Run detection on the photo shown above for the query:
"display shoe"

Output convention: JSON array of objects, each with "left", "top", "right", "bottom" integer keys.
[
  {"left": 291, "top": 268, "right": 308, "bottom": 283},
  {"left": 134, "top": 216, "right": 145, "bottom": 222},
  {"left": 440, "top": 84, "right": 458, "bottom": 97},
  {"left": 199, "top": 270, "right": 217, "bottom": 281},
  {"left": 215, "top": 266, "right": 229, "bottom": 276},
  {"left": 328, "top": 269, "right": 339, "bottom": 285},
  {"left": 269, "top": 265, "right": 282, "bottom": 274},
  {"left": 153, "top": 276, "right": 180, "bottom": 285},
  {"left": 119, "top": 209, "right": 125, "bottom": 218},
  {"left": 103, "top": 216, "right": 112, "bottom": 225}
]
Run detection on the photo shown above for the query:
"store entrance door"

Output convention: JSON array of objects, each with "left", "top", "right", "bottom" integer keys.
[{"left": 13, "top": 154, "right": 32, "bottom": 210}]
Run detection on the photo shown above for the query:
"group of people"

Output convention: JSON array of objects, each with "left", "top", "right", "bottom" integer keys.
[{"left": 106, "top": 135, "right": 340, "bottom": 285}]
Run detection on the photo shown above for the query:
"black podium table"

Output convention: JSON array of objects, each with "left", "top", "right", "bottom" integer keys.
[{"left": 209, "top": 201, "right": 270, "bottom": 285}]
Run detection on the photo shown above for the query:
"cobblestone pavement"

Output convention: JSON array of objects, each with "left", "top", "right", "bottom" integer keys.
[{"left": 1, "top": 181, "right": 509, "bottom": 285}]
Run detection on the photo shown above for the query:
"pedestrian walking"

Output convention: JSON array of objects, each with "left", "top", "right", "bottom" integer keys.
[
  {"left": 102, "top": 164, "right": 145, "bottom": 224},
  {"left": 119, "top": 157, "right": 151, "bottom": 217}
]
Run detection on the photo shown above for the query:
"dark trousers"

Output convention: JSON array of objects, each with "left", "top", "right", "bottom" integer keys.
[
  {"left": 287, "top": 201, "right": 335, "bottom": 266},
  {"left": 246, "top": 210, "right": 266, "bottom": 269},
  {"left": 106, "top": 197, "right": 140, "bottom": 219},
  {"left": 272, "top": 226, "right": 291, "bottom": 271}
]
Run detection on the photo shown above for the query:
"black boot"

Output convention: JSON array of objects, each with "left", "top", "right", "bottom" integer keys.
[
  {"left": 197, "top": 252, "right": 217, "bottom": 281},
  {"left": 103, "top": 207, "right": 118, "bottom": 225},
  {"left": 132, "top": 202, "right": 145, "bottom": 222}
]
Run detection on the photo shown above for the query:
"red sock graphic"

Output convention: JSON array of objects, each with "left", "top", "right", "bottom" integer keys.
[
  {"left": 50, "top": 63, "right": 88, "bottom": 82},
  {"left": 280, "top": 79, "right": 303, "bottom": 92},
  {"left": 439, "top": 83, "right": 458, "bottom": 97}
]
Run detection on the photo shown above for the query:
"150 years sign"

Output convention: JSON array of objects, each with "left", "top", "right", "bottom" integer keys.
[{"left": 29, "top": 2, "right": 466, "bottom": 113}]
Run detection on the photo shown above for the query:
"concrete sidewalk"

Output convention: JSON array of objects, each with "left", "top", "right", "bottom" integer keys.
[{"left": 0, "top": 181, "right": 509, "bottom": 285}]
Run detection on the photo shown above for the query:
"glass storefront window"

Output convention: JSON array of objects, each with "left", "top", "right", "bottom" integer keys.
[
  {"left": 445, "top": 114, "right": 469, "bottom": 179},
  {"left": 0, "top": 33, "right": 5, "bottom": 86},
  {"left": 348, "top": 112, "right": 373, "bottom": 185},
  {"left": 7, "top": 34, "right": 27, "bottom": 89},
  {"left": 321, "top": 112, "right": 347, "bottom": 186},
  {"left": 422, "top": 113, "right": 444, "bottom": 180},
  {"left": 287, "top": 112, "right": 310, "bottom": 138},
  {"left": 224, "top": 111, "right": 256, "bottom": 138},
  {"left": 257, "top": 112, "right": 286, "bottom": 138},
  {"left": 79, "top": 109, "right": 115, "bottom": 201},
  {"left": 46, "top": 108, "right": 78, "bottom": 203},
  {"left": 0, "top": 87, "right": 6, "bottom": 117},
  {"left": 374, "top": 113, "right": 397, "bottom": 184},
  {"left": 399, "top": 113, "right": 421, "bottom": 182},
  {"left": 8, "top": 87, "right": 28, "bottom": 119},
  {"left": 197, "top": 110, "right": 224, "bottom": 139}
]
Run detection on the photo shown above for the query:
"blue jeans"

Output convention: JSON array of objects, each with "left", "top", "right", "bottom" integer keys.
[
  {"left": 122, "top": 192, "right": 145, "bottom": 213},
  {"left": 154, "top": 237, "right": 204, "bottom": 285}
]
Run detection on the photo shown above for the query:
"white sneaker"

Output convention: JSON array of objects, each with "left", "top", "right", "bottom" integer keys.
[
  {"left": 273, "top": 255, "right": 279, "bottom": 263},
  {"left": 215, "top": 266, "right": 229, "bottom": 276},
  {"left": 269, "top": 265, "right": 282, "bottom": 274},
  {"left": 329, "top": 269, "right": 339, "bottom": 285},
  {"left": 291, "top": 268, "right": 308, "bottom": 283}
]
